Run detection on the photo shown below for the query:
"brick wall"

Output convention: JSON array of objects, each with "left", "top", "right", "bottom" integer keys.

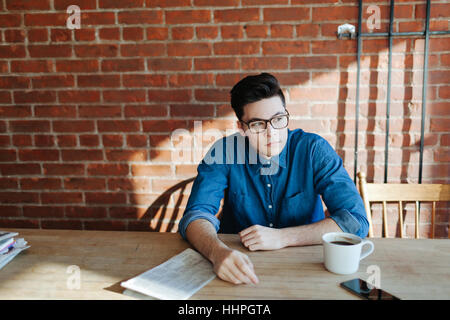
[{"left": 0, "top": 0, "right": 448, "bottom": 237}]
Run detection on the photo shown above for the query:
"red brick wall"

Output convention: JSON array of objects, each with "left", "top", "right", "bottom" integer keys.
[{"left": 0, "top": 0, "right": 448, "bottom": 237}]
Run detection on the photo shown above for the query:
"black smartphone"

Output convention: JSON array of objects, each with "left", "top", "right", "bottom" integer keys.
[{"left": 340, "top": 278, "right": 401, "bottom": 300}]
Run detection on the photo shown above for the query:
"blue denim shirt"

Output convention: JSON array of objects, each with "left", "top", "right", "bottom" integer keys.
[{"left": 178, "top": 128, "right": 369, "bottom": 239}]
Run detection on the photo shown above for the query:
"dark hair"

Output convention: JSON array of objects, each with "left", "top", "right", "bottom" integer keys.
[{"left": 230, "top": 72, "right": 286, "bottom": 120}]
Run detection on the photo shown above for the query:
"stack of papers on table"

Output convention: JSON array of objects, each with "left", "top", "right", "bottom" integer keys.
[
  {"left": 0, "top": 231, "right": 30, "bottom": 271},
  {"left": 121, "top": 248, "right": 216, "bottom": 300}
]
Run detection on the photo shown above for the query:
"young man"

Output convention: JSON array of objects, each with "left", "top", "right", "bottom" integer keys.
[{"left": 178, "top": 73, "right": 369, "bottom": 285}]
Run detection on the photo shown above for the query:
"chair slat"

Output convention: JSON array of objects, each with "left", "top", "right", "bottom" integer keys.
[
  {"left": 365, "top": 184, "right": 450, "bottom": 202},
  {"left": 431, "top": 201, "right": 436, "bottom": 239},
  {"left": 415, "top": 201, "right": 420, "bottom": 239},
  {"left": 398, "top": 201, "right": 404, "bottom": 238}
]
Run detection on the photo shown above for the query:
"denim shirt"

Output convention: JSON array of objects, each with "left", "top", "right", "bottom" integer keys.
[{"left": 178, "top": 128, "right": 369, "bottom": 239}]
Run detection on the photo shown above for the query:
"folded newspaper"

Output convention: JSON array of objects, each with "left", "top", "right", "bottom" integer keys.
[
  {"left": 121, "top": 248, "right": 216, "bottom": 300},
  {"left": 0, "top": 231, "right": 30, "bottom": 271}
]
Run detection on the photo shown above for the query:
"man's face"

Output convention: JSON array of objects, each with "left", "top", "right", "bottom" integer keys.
[{"left": 237, "top": 96, "right": 288, "bottom": 159}]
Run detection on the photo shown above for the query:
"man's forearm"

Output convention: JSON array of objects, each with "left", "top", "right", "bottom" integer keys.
[
  {"left": 184, "top": 219, "right": 228, "bottom": 262},
  {"left": 281, "top": 217, "right": 343, "bottom": 247}
]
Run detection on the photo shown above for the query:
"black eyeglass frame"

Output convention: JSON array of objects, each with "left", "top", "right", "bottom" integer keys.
[{"left": 239, "top": 110, "right": 290, "bottom": 134}]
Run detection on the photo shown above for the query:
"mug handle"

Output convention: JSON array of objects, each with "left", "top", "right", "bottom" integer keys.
[{"left": 360, "top": 239, "right": 374, "bottom": 260}]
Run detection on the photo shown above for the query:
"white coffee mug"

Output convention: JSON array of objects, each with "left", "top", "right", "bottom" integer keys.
[{"left": 322, "top": 232, "right": 374, "bottom": 275}]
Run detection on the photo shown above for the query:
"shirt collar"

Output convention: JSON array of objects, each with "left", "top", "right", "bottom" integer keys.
[{"left": 246, "top": 130, "right": 289, "bottom": 173}]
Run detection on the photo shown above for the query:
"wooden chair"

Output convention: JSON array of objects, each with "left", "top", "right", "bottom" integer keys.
[
  {"left": 141, "top": 177, "right": 195, "bottom": 232},
  {"left": 357, "top": 172, "right": 450, "bottom": 239},
  {"left": 142, "top": 177, "right": 224, "bottom": 232}
]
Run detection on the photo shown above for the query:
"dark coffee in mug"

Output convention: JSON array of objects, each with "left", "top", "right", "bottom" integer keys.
[{"left": 330, "top": 241, "right": 354, "bottom": 246}]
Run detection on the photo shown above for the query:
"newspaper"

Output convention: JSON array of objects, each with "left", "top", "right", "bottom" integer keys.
[
  {"left": 0, "top": 238, "right": 30, "bottom": 270},
  {"left": 121, "top": 248, "right": 216, "bottom": 300},
  {"left": 0, "top": 231, "right": 18, "bottom": 242}
]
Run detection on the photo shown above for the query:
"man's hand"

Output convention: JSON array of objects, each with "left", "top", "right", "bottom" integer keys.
[
  {"left": 184, "top": 219, "right": 260, "bottom": 285},
  {"left": 239, "top": 225, "right": 286, "bottom": 251},
  {"left": 210, "top": 246, "right": 259, "bottom": 285}
]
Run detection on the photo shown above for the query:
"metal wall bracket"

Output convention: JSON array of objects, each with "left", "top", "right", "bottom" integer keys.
[{"left": 337, "top": 23, "right": 356, "bottom": 39}]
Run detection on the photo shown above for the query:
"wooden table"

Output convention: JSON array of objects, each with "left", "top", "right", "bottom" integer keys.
[{"left": 0, "top": 228, "right": 449, "bottom": 300}]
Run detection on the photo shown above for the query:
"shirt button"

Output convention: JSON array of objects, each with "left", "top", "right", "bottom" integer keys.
[
  {"left": 268, "top": 204, "right": 272, "bottom": 209},
  {"left": 267, "top": 184, "right": 271, "bottom": 188},
  {"left": 269, "top": 223, "right": 273, "bottom": 227}
]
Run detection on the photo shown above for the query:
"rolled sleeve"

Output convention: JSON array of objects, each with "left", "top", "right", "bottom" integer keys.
[
  {"left": 178, "top": 210, "right": 220, "bottom": 240},
  {"left": 329, "top": 208, "right": 363, "bottom": 237}
]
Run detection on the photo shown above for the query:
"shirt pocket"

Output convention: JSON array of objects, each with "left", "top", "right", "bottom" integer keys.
[{"left": 280, "top": 191, "right": 312, "bottom": 226}]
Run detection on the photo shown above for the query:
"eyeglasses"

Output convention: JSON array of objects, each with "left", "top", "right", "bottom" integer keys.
[{"left": 240, "top": 111, "right": 290, "bottom": 134}]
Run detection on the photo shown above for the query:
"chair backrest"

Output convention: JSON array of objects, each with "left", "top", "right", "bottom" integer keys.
[
  {"left": 143, "top": 177, "right": 224, "bottom": 232},
  {"left": 357, "top": 172, "right": 450, "bottom": 239},
  {"left": 142, "top": 177, "right": 195, "bottom": 232}
]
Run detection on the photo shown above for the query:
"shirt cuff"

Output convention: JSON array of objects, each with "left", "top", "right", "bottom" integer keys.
[
  {"left": 178, "top": 209, "right": 220, "bottom": 240},
  {"left": 329, "top": 208, "right": 362, "bottom": 236}
]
